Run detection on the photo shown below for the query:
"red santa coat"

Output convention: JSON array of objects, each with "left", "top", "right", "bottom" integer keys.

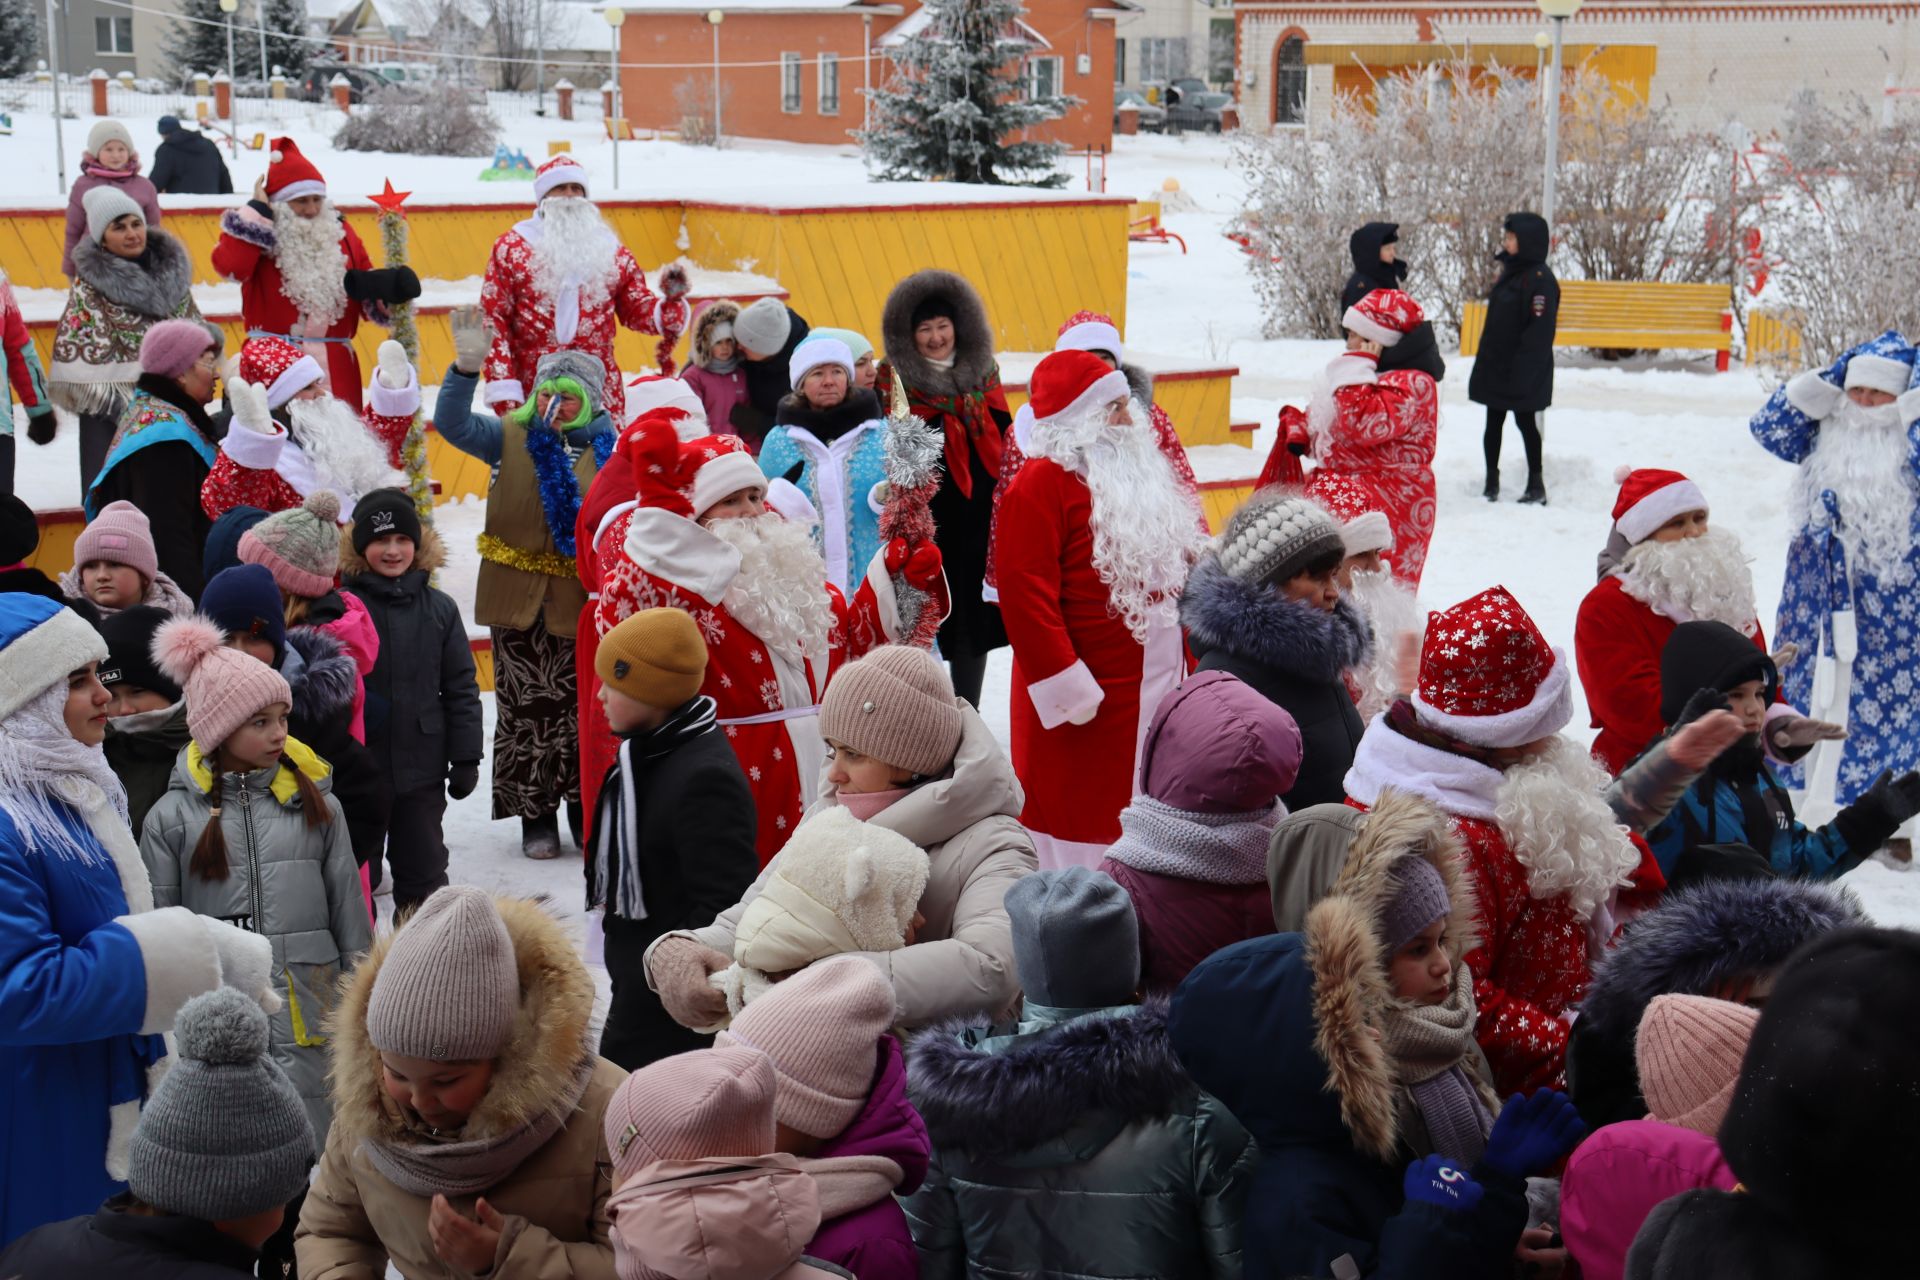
[
  {"left": 199, "top": 386, "right": 417, "bottom": 520},
  {"left": 573, "top": 452, "right": 636, "bottom": 844},
  {"left": 595, "top": 506, "right": 891, "bottom": 863},
  {"left": 1576, "top": 574, "right": 1772, "bottom": 775},
  {"left": 211, "top": 209, "right": 377, "bottom": 407},
  {"left": 480, "top": 226, "right": 688, "bottom": 423},
  {"left": 1306, "top": 352, "right": 1439, "bottom": 587},
  {"left": 997, "top": 456, "right": 1187, "bottom": 868}
]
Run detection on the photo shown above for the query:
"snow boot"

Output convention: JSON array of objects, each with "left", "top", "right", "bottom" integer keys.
[
  {"left": 1483, "top": 472, "right": 1500, "bottom": 502},
  {"left": 521, "top": 812, "right": 562, "bottom": 860},
  {"left": 567, "top": 797, "right": 586, "bottom": 850},
  {"left": 1518, "top": 475, "right": 1548, "bottom": 505}
]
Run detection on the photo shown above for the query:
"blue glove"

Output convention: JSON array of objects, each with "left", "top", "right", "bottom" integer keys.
[
  {"left": 1403, "top": 1154, "right": 1484, "bottom": 1213},
  {"left": 1481, "top": 1089, "right": 1586, "bottom": 1181}
]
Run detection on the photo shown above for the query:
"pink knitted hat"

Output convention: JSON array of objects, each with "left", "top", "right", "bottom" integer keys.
[
  {"left": 74, "top": 500, "right": 159, "bottom": 586},
  {"left": 138, "top": 319, "right": 222, "bottom": 381},
  {"left": 1636, "top": 993, "right": 1760, "bottom": 1137},
  {"left": 604, "top": 1044, "right": 776, "bottom": 1185},
  {"left": 715, "top": 955, "right": 896, "bottom": 1138},
  {"left": 238, "top": 491, "right": 343, "bottom": 599},
  {"left": 153, "top": 615, "right": 293, "bottom": 754}
]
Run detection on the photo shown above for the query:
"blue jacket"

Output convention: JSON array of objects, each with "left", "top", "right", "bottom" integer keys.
[
  {"left": 759, "top": 389, "right": 888, "bottom": 594},
  {"left": 1647, "top": 765, "right": 1863, "bottom": 881}
]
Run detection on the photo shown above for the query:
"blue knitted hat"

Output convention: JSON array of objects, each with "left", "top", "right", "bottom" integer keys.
[
  {"left": 198, "top": 565, "right": 287, "bottom": 669},
  {"left": 0, "top": 593, "right": 107, "bottom": 721}
]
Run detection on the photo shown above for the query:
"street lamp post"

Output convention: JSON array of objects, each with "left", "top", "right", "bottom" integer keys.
[
  {"left": 1535, "top": 0, "right": 1583, "bottom": 231},
  {"left": 257, "top": 0, "right": 269, "bottom": 82},
  {"left": 219, "top": 0, "right": 238, "bottom": 157},
  {"left": 707, "top": 9, "right": 723, "bottom": 145},
  {"left": 605, "top": 6, "right": 624, "bottom": 190}
]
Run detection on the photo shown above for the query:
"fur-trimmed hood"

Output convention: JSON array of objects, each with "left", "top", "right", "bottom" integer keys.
[
  {"left": 69, "top": 228, "right": 194, "bottom": 318},
  {"left": 692, "top": 300, "right": 741, "bottom": 366},
  {"left": 907, "top": 999, "right": 1196, "bottom": 1160},
  {"left": 1121, "top": 362, "right": 1155, "bottom": 404},
  {"left": 880, "top": 269, "right": 997, "bottom": 397},
  {"left": 326, "top": 894, "right": 598, "bottom": 1145},
  {"left": 336, "top": 522, "right": 449, "bottom": 581},
  {"left": 282, "top": 625, "right": 360, "bottom": 723},
  {"left": 773, "top": 387, "right": 885, "bottom": 443},
  {"left": 1180, "top": 552, "right": 1372, "bottom": 682}
]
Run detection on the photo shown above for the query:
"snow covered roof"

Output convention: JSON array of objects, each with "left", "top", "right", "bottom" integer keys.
[
  {"left": 607, "top": 0, "right": 900, "bottom": 11},
  {"left": 878, "top": 6, "right": 1051, "bottom": 48}
]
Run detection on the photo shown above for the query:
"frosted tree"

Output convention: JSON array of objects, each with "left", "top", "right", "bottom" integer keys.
[
  {"left": 860, "top": 0, "right": 1076, "bottom": 188},
  {"left": 164, "top": 0, "right": 239, "bottom": 84},
  {"left": 258, "top": 0, "right": 314, "bottom": 79},
  {"left": 0, "top": 0, "right": 40, "bottom": 78}
]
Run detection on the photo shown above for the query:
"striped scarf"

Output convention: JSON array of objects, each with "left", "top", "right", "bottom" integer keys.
[{"left": 587, "top": 696, "right": 719, "bottom": 920}]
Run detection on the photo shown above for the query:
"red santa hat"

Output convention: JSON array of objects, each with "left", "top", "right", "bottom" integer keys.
[
  {"left": 622, "top": 414, "right": 695, "bottom": 519},
  {"left": 1055, "top": 309, "right": 1124, "bottom": 362},
  {"left": 1611, "top": 466, "right": 1708, "bottom": 545},
  {"left": 1312, "top": 475, "right": 1394, "bottom": 556},
  {"left": 680, "top": 433, "right": 764, "bottom": 518},
  {"left": 626, "top": 374, "right": 708, "bottom": 436},
  {"left": 1342, "top": 289, "right": 1424, "bottom": 349},
  {"left": 1029, "top": 349, "right": 1131, "bottom": 424},
  {"left": 1412, "top": 585, "right": 1572, "bottom": 748},
  {"left": 263, "top": 137, "right": 326, "bottom": 203},
  {"left": 238, "top": 336, "right": 325, "bottom": 410},
  {"left": 534, "top": 154, "right": 590, "bottom": 202}
]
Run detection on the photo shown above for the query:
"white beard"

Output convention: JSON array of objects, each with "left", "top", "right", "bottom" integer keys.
[
  {"left": 1032, "top": 398, "right": 1207, "bottom": 644},
  {"left": 706, "top": 513, "right": 836, "bottom": 665},
  {"left": 1615, "top": 526, "right": 1759, "bottom": 630},
  {"left": 286, "top": 397, "right": 402, "bottom": 500},
  {"left": 1494, "top": 736, "right": 1643, "bottom": 923},
  {"left": 1796, "top": 396, "right": 1919, "bottom": 585},
  {"left": 271, "top": 200, "right": 349, "bottom": 330},
  {"left": 1348, "top": 567, "right": 1423, "bottom": 721},
  {"left": 530, "top": 197, "right": 619, "bottom": 310}
]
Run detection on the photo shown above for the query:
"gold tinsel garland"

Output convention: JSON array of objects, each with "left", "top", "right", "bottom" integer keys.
[{"left": 476, "top": 531, "right": 577, "bottom": 580}]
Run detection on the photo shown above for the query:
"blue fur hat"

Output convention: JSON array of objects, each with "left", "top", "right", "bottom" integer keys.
[{"left": 0, "top": 593, "right": 107, "bottom": 721}]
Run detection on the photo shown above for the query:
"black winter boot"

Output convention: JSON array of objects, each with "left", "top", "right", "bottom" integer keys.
[
  {"left": 567, "top": 797, "right": 586, "bottom": 851},
  {"left": 1483, "top": 472, "right": 1500, "bottom": 502},
  {"left": 1518, "top": 475, "right": 1548, "bottom": 505},
  {"left": 521, "top": 812, "right": 562, "bottom": 860}
]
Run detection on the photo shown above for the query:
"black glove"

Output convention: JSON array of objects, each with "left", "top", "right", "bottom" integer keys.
[
  {"left": 447, "top": 761, "right": 480, "bottom": 801},
  {"left": 781, "top": 460, "right": 805, "bottom": 485},
  {"left": 1674, "top": 687, "right": 1730, "bottom": 729},
  {"left": 1835, "top": 768, "right": 1920, "bottom": 854},
  {"left": 344, "top": 267, "right": 423, "bottom": 305},
  {"left": 25, "top": 409, "right": 55, "bottom": 446}
]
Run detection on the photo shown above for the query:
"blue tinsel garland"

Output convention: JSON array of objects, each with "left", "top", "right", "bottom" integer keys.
[{"left": 524, "top": 411, "right": 616, "bottom": 559}]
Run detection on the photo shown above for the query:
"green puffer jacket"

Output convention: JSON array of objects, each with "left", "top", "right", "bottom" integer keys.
[{"left": 901, "top": 998, "right": 1255, "bottom": 1280}]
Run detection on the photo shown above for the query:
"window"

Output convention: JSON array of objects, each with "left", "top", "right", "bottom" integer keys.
[
  {"left": 818, "top": 53, "right": 840, "bottom": 114},
  {"left": 780, "top": 52, "right": 802, "bottom": 114},
  {"left": 1209, "top": 18, "right": 1235, "bottom": 85},
  {"left": 1028, "top": 55, "right": 1062, "bottom": 101},
  {"left": 1142, "top": 37, "right": 1189, "bottom": 84},
  {"left": 1115, "top": 38, "right": 1126, "bottom": 85},
  {"left": 1275, "top": 35, "right": 1306, "bottom": 125},
  {"left": 95, "top": 16, "right": 133, "bottom": 54}
]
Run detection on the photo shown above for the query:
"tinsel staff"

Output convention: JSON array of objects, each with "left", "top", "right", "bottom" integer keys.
[
  {"left": 877, "top": 364, "right": 946, "bottom": 649},
  {"left": 368, "top": 179, "right": 435, "bottom": 526}
]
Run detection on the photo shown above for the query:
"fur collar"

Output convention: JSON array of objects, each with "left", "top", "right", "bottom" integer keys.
[
  {"left": 774, "top": 388, "right": 884, "bottom": 442},
  {"left": 692, "top": 301, "right": 739, "bottom": 366},
  {"left": 283, "top": 626, "right": 359, "bottom": 722},
  {"left": 337, "top": 523, "right": 449, "bottom": 581},
  {"left": 1180, "top": 553, "right": 1372, "bottom": 680},
  {"left": 70, "top": 229, "right": 193, "bottom": 317},
  {"left": 133, "top": 373, "right": 217, "bottom": 437},
  {"left": 327, "top": 894, "right": 597, "bottom": 1144},
  {"left": 880, "top": 270, "right": 997, "bottom": 396},
  {"left": 1121, "top": 363, "right": 1154, "bottom": 403},
  {"left": 1344, "top": 716, "right": 1504, "bottom": 821},
  {"left": 906, "top": 999, "right": 1193, "bottom": 1158}
]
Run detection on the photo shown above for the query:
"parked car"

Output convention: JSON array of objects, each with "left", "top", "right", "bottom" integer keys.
[
  {"left": 301, "top": 63, "right": 384, "bottom": 103},
  {"left": 1165, "top": 90, "right": 1232, "bottom": 133},
  {"left": 1113, "top": 88, "right": 1167, "bottom": 132}
]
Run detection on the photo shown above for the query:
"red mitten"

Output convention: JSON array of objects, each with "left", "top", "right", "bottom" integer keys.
[
  {"left": 658, "top": 262, "right": 691, "bottom": 299},
  {"left": 905, "top": 542, "right": 943, "bottom": 589},
  {"left": 885, "top": 536, "right": 910, "bottom": 575}
]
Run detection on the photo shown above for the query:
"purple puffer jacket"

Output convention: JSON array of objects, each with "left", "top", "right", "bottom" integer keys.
[
  {"left": 1101, "top": 857, "right": 1276, "bottom": 993},
  {"left": 804, "top": 1036, "right": 929, "bottom": 1280},
  {"left": 63, "top": 161, "right": 164, "bottom": 278},
  {"left": 1560, "top": 1119, "right": 1736, "bottom": 1280}
]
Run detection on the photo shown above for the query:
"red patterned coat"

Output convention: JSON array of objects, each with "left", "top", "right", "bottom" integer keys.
[
  {"left": 211, "top": 206, "right": 379, "bottom": 407},
  {"left": 479, "top": 225, "right": 688, "bottom": 423},
  {"left": 1306, "top": 351, "right": 1439, "bottom": 587},
  {"left": 199, "top": 377, "right": 417, "bottom": 519}
]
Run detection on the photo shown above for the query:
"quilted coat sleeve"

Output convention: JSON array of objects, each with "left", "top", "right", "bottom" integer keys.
[
  {"left": 292, "top": 1128, "right": 387, "bottom": 1278},
  {"left": 900, "top": 1148, "right": 963, "bottom": 1280},
  {"left": 1193, "top": 1095, "right": 1256, "bottom": 1280}
]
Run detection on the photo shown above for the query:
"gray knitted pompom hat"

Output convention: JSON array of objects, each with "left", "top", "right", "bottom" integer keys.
[{"left": 1215, "top": 489, "right": 1346, "bottom": 588}]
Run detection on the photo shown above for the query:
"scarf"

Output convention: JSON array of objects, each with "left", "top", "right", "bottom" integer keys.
[
  {"left": 1104, "top": 795, "right": 1280, "bottom": 886},
  {"left": 524, "top": 412, "right": 615, "bottom": 558},
  {"left": 1380, "top": 963, "right": 1492, "bottom": 1166},
  {"left": 81, "top": 155, "right": 142, "bottom": 181},
  {"left": 704, "top": 355, "right": 742, "bottom": 374},
  {"left": 903, "top": 367, "right": 1007, "bottom": 499},
  {"left": 363, "top": 1053, "right": 597, "bottom": 1198},
  {"left": 588, "top": 696, "right": 720, "bottom": 920},
  {"left": 838, "top": 788, "right": 909, "bottom": 820}
]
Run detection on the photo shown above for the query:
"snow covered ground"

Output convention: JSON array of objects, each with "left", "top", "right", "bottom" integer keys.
[{"left": 12, "top": 118, "right": 1916, "bottom": 947}]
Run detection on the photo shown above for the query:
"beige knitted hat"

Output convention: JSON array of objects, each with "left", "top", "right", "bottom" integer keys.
[
  {"left": 1636, "top": 993, "right": 1760, "bottom": 1137},
  {"left": 716, "top": 955, "right": 896, "bottom": 1138},
  {"left": 366, "top": 886, "right": 520, "bottom": 1062},
  {"left": 819, "top": 645, "right": 964, "bottom": 778}
]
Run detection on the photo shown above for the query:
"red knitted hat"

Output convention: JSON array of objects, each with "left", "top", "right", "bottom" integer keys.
[
  {"left": 680, "top": 433, "right": 764, "bottom": 518},
  {"left": 1611, "top": 466, "right": 1708, "bottom": 545},
  {"left": 1342, "top": 289, "right": 1424, "bottom": 348},
  {"left": 1412, "top": 585, "right": 1572, "bottom": 748},
  {"left": 1311, "top": 475, "right": 1394, "bottom": 556},
  {"left": 621, "top": 414, "right": 694, "bottom": 519},
  {"left": 263, "top": 137, "right": 325, "bottom": 202},
  {"left": 1054, "top": 309, "right": 1124, "bottom": 361},
  {"left": 237, "top": 336, "right": 324, "bottom": 410},
  {"left": 1028, "top": 349, "right": 1130, "bottom": 422}
]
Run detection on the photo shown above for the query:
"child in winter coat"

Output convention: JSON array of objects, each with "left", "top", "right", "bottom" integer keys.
[
  {"left": 1180, "top": 490, "right": 1371, "bottom": 809},
  {"left": 758, "top": 338, "right": 890, "bottom": 593},
  {"left": 62, "top": 120, "right": 163, "bottom": 279},
  {"left": 1171, "top": 788, "right": 1586, "bottom": 1280},
  {"left": 60, "top": 501, "right": 194, "bottom": 619},
  {"left": 682, "top": 301, "right": 750, "bottom": 429},
  {"left": 1645, "top": 619, "right": 1920, "bottom": 879},
  {"left": 603, "top": 1045, "right": 857, "bottom": 1280},
  {"left": 97, "top": 605, "right": 190, "bottom": 839},
  {"left": 295, "top": 886, "right": 626, "bottom": 1277},
  {"left": 1560, "top": 994, "right": 1752, "bottom": 1280},
  {"left": 340, "top": 489, "right": 483, "bottom": 913},
  {"left": 716, "top": 957, "right": 928, "bottom": 1280},
  {"left": 0, "top": 988, "right": 315, "bottom": 1279},
  {"left": 1100, "top": 670, "right": 1302, "bottom": 991},
  {"left": 588, "top": 607, "right": 759, "bottom": 1071},
  {"left": 904, "top": 867, "right": 1255, "bottom": 1280}
]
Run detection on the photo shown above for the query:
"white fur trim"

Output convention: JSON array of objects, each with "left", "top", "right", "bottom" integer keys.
[
  {"left": 534, "top": 159, "right": 589, "bottom": 202},
  {"left": 1897, "top": 386, "right": 1920, "bottom": 427},
  {"left": 1411, "top": 648, "right": 1574, "bottom": 750},
  {"left": 789, "top": 338, "right": 854, "bottom": 390},
  {"left": 107, "top": 1098, "right": 139, "bottom": 1181},
  {"left": 218, "top": 419, "right": 288, "bottom": 471},
  {"left": 1615, "top": 477, "right": 1708, "bottom": 545},
  {"left": 1344, "top": 716, "right": 1505, "bottom": 821},
  {"left": 1340, "top": 510, "right": 1395, "bottom": 555},
  {"left": 626, "top": 377, "right": 708, "bottom": 428},
  {"left": 765, "top": 477, "right": 819, "bottom": 526},
  {"left": 866, "top": 481, "right": 886, "bottom": 517},
  {"left": 1341, "top": 306, "right": 1403, "bottom": 347},
  {"left": 365, "top": 361, "right": 420, "bottom": 418},
  {"left": 485, "top": 378, "right": 527, "bottom": 407},
  {"left": 691, "top": 451, "right": 769, "bottom": 520},
  {"left": 264, "top": 355, "right": 325, "bottom": 409},
  {"left": 114, "top": 905, "right": 222, "bottom": 1034},
  {"left": 1844, "top": 353, "right": 1911, "bottom": 397},
  {"left": 0, "top": 607, "right": 108, "bottom": 722},
  {"left": 1325, "top": 352, "right": 1381, "bottom": 389},
  {"left": 271, "top": 178, "right": 325, "bottom": 202},
  {"left": 1784, "top": 370, "right": 1843, "bottom": 420},
  {"left": 1035, "top": 368, "right": 1132, "bottom": 429},
  {"left": 624, "top": 505, "right": 742, "bottom": 602},
  {"left": 866, "top": 545, "right": 902, "bottom": 643},
  {"left": 1024, "top": 657, "right": 1104, "bottom": 730},
  {"left": 1055, "top": 320, "right": 1124, "bottom": 361},
  {"left": 1010, "top": 403, "right": 1036, "bottom": 455}
]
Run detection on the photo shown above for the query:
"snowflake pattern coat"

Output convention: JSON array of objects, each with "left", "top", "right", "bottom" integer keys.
[{"left": 1305, "top": 351, "right": 1439, "bottom": 587}]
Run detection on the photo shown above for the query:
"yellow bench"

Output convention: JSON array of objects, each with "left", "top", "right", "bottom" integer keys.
[{"left": 1460, "top": 280, "right": 1733, "bottom": 372}]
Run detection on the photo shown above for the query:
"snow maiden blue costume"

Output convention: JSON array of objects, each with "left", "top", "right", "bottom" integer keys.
[{"left": 0, "top": 594, "right": 274, "bottom": 1244}]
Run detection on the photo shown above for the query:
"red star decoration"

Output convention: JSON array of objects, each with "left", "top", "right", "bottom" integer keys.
[{"left": 368, "top": 179, "right": 411, "bottom": 214}]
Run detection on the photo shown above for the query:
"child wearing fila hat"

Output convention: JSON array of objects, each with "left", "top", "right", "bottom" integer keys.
[
  {"left": 60, "top": 500, "right": 195, "bottom": 619},
  {"left": 761, "top": 335, "right": 891, "bottom": 592},
  {"left": 97, "top": 604, "right": 190, "bottom": 841}
]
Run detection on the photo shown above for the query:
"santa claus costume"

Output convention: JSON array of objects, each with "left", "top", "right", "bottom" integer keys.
[
  {"left": 1314, "top": 473, "right": 1424, "bottom": 722},
  {"left": 1576, "top": 467, "right": 1776, "bottom": 775},
  {"left": 1304, "top": 289, "right": 1440, "bottom": 587},
  {"left": 200, "top": 335, "right": 411, "bottom": 520},
  {"left": 1344, "top": 586, "right": 1663, "bottom": 1094},
  {"left": 480, "top": 156, "right": 691, "bottom": 423},
  {"left": 210, "top": 139, "right": 407, "bottom": 407},
  {"left": 997, "top": 350, "right": 1206, "bottom": 869},
  {"left": 595, "top": 417, "right": 940, "bottom": 863}
]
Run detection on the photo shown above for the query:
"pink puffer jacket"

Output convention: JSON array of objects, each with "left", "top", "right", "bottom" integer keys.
[{"left": 1560, "top": 1118, "right": 1736, "bottom": 1280}]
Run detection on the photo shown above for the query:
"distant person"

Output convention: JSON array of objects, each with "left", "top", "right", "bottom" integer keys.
[
  {"left": 61, "top": 120, "right": 161, "bottom": 280},
  {"left": 148, "top": 116, "right": 234, "bottom": 197},
  {"left": 731, "top": 298, "right": 811, "bottom": 448},
  {"left": 1469, "top": 213, "right": 1558, "bottom": 505},
  {"left": 1340, "top": 221, "right": 1407, "bottom": 316}
]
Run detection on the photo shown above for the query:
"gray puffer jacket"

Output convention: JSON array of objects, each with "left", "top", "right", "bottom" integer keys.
[{"left": 138, "top": 738, "right": 372, "bottom": 1146}]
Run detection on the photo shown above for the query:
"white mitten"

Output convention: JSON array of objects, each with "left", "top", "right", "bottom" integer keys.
[
  {"left": 450, "top": 304, "right": 490, "bottom": 374},
  {"left": 199, "top": 917, "right": 281, "bottom": 1015},
  {"left": 227, "top": 378, "right": 275, "bottom": 435},
  {"left": 375, "top": 339, "right": 412, "bottom": 390}
]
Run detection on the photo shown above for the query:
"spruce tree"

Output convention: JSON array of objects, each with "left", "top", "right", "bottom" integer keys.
[
  {"left": 860, "top": 0, "right": 1076, "bottom": 188},
  {"left": 0, "top": 0, "right": 40, "bottom": 79},
  {"left": 258, "top": 0, "right": 313, "bottom": 79},
  {"left": 164, "top": 0, "right": 240, "bottom": 85}
]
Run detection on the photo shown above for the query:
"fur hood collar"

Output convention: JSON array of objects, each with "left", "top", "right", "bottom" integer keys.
[
  {"left": 881, "top": 270, "right": 997, "bottom": 396},
  {"left": 282, "top": 626, "right": 359, "bottom": 722},
  {"left": 774, "top": 388, "right": 884, "bottom": 442},
  {"left": 1121, "top": 363, "right": 1154, "bottom": 404},
  {"left": 337, "top": 523, "right": 450, "bottom": 581},
  {"left": 1302, "top": 788, "right": 1489, "bottom": 1162},
  {"left": 692, "top": 300, "right": 740, "bottom": 366},
  {"left": 907, "top": 999, "right": 1193, "bottom": 1158},
  {"left": 70, "top": 228, "right": 193, "bottom": 317},
  {"left": 327, "top": 894, "right": 597, "bottom": 1144},
  {"left": 1180, "top": 553, "right": 1372, "bottom": 681}
]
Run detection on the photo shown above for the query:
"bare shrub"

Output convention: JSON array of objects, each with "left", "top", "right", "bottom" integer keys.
[
  {"left": 673, "top": 77, "right": 734, "bottom": 147},
  {"left": 334, "top": 85, "right": 500, "bottom": 157}
]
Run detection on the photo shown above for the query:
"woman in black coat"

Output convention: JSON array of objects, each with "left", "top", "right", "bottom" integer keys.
[
  {"left": 1468, "top": 212, "right": 1558, "bottom": 505},
  {"left": 1340, "top": 221, "right": 1408, "bottom": 316}
]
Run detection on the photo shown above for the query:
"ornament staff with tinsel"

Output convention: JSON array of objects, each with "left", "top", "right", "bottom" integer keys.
[{"left": 367, "top": 180, "right": 435, "bottom": 524}]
